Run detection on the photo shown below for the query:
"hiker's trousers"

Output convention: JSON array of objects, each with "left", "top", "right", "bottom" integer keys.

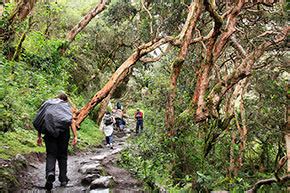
[
  {"left": 136, "top": 120, "right": 143, "bottom": 134},
  {"left": 44, "top": 128, "right": 70, "bottom": 183},
  {"left": 105, "top": 135, "right": 113, "bottom": 145}
]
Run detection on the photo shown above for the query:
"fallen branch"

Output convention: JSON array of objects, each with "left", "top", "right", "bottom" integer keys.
[
  {"left": 75, "top": 36, "right": 175, "bottom": 127},
  {"left": 247, "top": 174, "right": 290, "bottom": 193}
]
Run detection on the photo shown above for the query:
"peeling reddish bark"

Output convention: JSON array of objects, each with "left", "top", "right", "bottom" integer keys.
[
  {"left": 165, "top": 0, "right": 202, "bottom": 131},
  {"left": 8, "top": 0, "right": 37, "bottom": 23},
  {"left": 96, "top": 89, "right": 114, "bottom": 124},
  {"left": 237, "top": 81, "right": 249, "bottom": 170},
  {"left": 96, "top": 74, "right": 127, "bottom": 124},
  {"left": 208, "top": 26, "right": 289, "bottom": 114},
  {"left": 194, "top": 6, "right": 289, "bottom": 122},
  {"left": 192, "top": 0, "right": 224, "bottom": 121},
  {"left": 286, "top": 83, "right": 290, "bottom": 173},
  {"left": 213, "top": 0, "right": 245, "bottom": 61}
]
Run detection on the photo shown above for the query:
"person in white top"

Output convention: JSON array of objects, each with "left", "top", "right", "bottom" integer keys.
[{"left": 100, "top": 111, "right": 115, "bottom": 149}]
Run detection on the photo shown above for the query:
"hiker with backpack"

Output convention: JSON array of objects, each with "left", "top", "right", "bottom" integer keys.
[
  {"left": 33, "top": 92, "right": 77, "bottom": 191},
  {"left": 112, "top": 105, "right": 125, "bottom": 131},
  {"left": 101, "top": 111, "right": 115, "bottom": 149},
  {"left": 134, "top": 108, "right": 143, "bottom": 134}
]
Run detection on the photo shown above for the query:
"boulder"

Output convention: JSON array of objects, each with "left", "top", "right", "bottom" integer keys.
[
  {"left": 90, "top": 154, "right": 108, "bottom": 161},
  {"left": 15, "top": 154, "right": 27, "bottom": 164},
  {"left": 90, "top": 176, "right": 113, "bottom": 189},
  {"left": 78, "top": 162, "right": 100, "bottom": 174},
  {"left": 81, "top": 174, "right": 100, "bottom": 185}
]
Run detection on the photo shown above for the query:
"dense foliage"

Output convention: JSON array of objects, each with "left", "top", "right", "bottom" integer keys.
[
  {"left": 121, "top": 65, "right": 288, "bottom": 192},
  {"left": 0, "top": 0, "right": 288, "bottom": 192}
]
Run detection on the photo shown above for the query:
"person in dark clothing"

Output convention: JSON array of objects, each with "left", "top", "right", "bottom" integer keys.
[
  {"left": 116, "top": 101, "right": 122, "bottom": 110},
  {"left": 134, "top": 108, "right": 143, "bottom": 134},
  {"left": 36, "top": 93, "right": 77, "bottom": 191}
]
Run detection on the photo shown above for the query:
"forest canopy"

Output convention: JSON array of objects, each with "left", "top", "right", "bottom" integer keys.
[{"left": 0, "top": 0, "right": 289, "bottom": 192}]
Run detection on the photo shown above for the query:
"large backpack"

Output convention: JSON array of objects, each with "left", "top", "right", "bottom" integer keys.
[
  {"left": 135, "top": 111, "right": 143, "bottom": 120},
  {"left": 103, "top": 114, "right": 113, "bottom": 126},
  {"left": 33, "top": 99, "right": 72, "bottom": 137},
  {"left": 114, "top": 109, "right": 123, "bottom": 119}
]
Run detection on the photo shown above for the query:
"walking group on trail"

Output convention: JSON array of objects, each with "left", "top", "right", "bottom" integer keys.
[{"left": 33, "top": 94, "right": 144, "bottom": 191}]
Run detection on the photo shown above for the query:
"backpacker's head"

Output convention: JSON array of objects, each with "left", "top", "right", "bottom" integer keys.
[
  {"left": 57, "top": 92, "right": 68, "bottom": 102},
  {"left": 116, "top": 102, "right": 122, "bottom": 109},
  {"left": 136, "top": 108, "right": 140, "bottom": 112},
  {"left": 105, "top": 111, "right": 111, "bottom": 115}
]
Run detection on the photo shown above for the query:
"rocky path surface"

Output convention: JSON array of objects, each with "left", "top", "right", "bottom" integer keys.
[{"left": 19, "top": 121, "right": 142, "bottom": 193}]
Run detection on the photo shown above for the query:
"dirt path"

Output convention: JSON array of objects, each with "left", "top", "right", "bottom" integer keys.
[{"left": 18, "top": 120, "right": 142, "bottom": 192}]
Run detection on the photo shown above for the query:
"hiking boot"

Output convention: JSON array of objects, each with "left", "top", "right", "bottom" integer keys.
[
  {"left": 45, "top": 173, "right": 55, "bottom": 191},
  {"left": 60, "top": 176, "right": 70, "bottom": 187},
  {"left": 60, "top": 181, "right": 68, "bottom": 187}
]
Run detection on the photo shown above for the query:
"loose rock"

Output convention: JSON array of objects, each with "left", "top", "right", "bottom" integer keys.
[
  {"left": 79, "top": 163, "right": 100, "bottom": 174},
  {"left": 81, "top": 174, "right": 100, "bottom": 185},
  {"left": 90, "top": 176, "right": 113, "bottom": 189}
]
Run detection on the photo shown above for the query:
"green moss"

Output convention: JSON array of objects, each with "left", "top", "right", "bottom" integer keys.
[
  {"left": 0, "top": 129, "right": 45, "bottom": 160},
  {"left": 0, "top": 167, "right": 19, "bottom": 192}
]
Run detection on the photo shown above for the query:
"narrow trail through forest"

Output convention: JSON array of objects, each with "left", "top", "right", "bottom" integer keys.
[{"left": 18, "top": 118, "right": 142, "bottom": 193}]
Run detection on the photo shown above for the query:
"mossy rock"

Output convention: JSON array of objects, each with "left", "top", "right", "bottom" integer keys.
[{"left": 0, "top": 166, "right": 19, "bottom": 192}]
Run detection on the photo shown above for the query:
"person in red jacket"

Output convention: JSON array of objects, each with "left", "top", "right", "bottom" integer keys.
[{"left": 134, "top": 108, "right": 143, "bottom": 134}]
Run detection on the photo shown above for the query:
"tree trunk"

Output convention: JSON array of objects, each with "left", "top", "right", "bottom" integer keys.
[
  {"left": 12, "top": 16, "right": 33, "bottom": 61},
  {"left": 237, "top": 82, "right": 248, "bottom": 170},
  {"left": 66, "top": 0, "right": 108, "bottom": 44},
  {"left": 191, "top": 0, "right": 224, "bottom": 121},
  {"left": 96, "top": 94, "right": 111, "bottom": 124},
  {"left": 285, "top": 134, "right": 290, "bottom": 172},
  {"left": 165, "top": 0, "right": 202, "bottom": 132},
  {"left": 1, "top": 0, "right": 36, "bottom": 46},
  {"left": 286, "top": 82, "right": 290, "bottom": 173},
  {"left": 205, "top": 26, "right": 289, "bottom": 122},
  {"left": 74, "top": 37, "right": 175, "bottom": 127},
  {"left": 8, "top": 0, "right": 37, "bottom": 24},
  {"left": 229, "top": 129, "right": 236, "bottom": 177},
  {"left": 96, "top": 87, "right": 116, "bottom": 124},
  {"left": 193, "top": 64, "right": 211, "bottom": 121}
]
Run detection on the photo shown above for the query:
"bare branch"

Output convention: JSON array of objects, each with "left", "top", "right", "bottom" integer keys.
[
  {"left": 140, "top": 45, "right": 171, "bottom": 63},
  {"left": 247, "top": 175, "right": 290, "bottom": 193},
  {"left": 66, "top": 0, "right": 108, "bottom": 43},
  {"left": 166, "top": 0, "right": 203, "bottom": 131},
  {"left": 205, "top": 26, "right": 289, "bottom": 121},
  {"left": 141, "top": 0, "right": 153, "bottom": 35}
]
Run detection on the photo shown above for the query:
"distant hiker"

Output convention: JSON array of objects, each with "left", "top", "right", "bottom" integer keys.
[
  {"left": 33, "top": 92, "right": 77, "bottom": 191},
  {"left": 116, "top": 101, "right": 123, "bottom": 110},
  {"left": 134, "top": 108, "right": 143, "bottom": 134},
  {"left": 113, "top": 105, "right": 125, "bottom": 131},
  {"left": 101, "top": 111, "right": 115, "bottom": 149}
]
